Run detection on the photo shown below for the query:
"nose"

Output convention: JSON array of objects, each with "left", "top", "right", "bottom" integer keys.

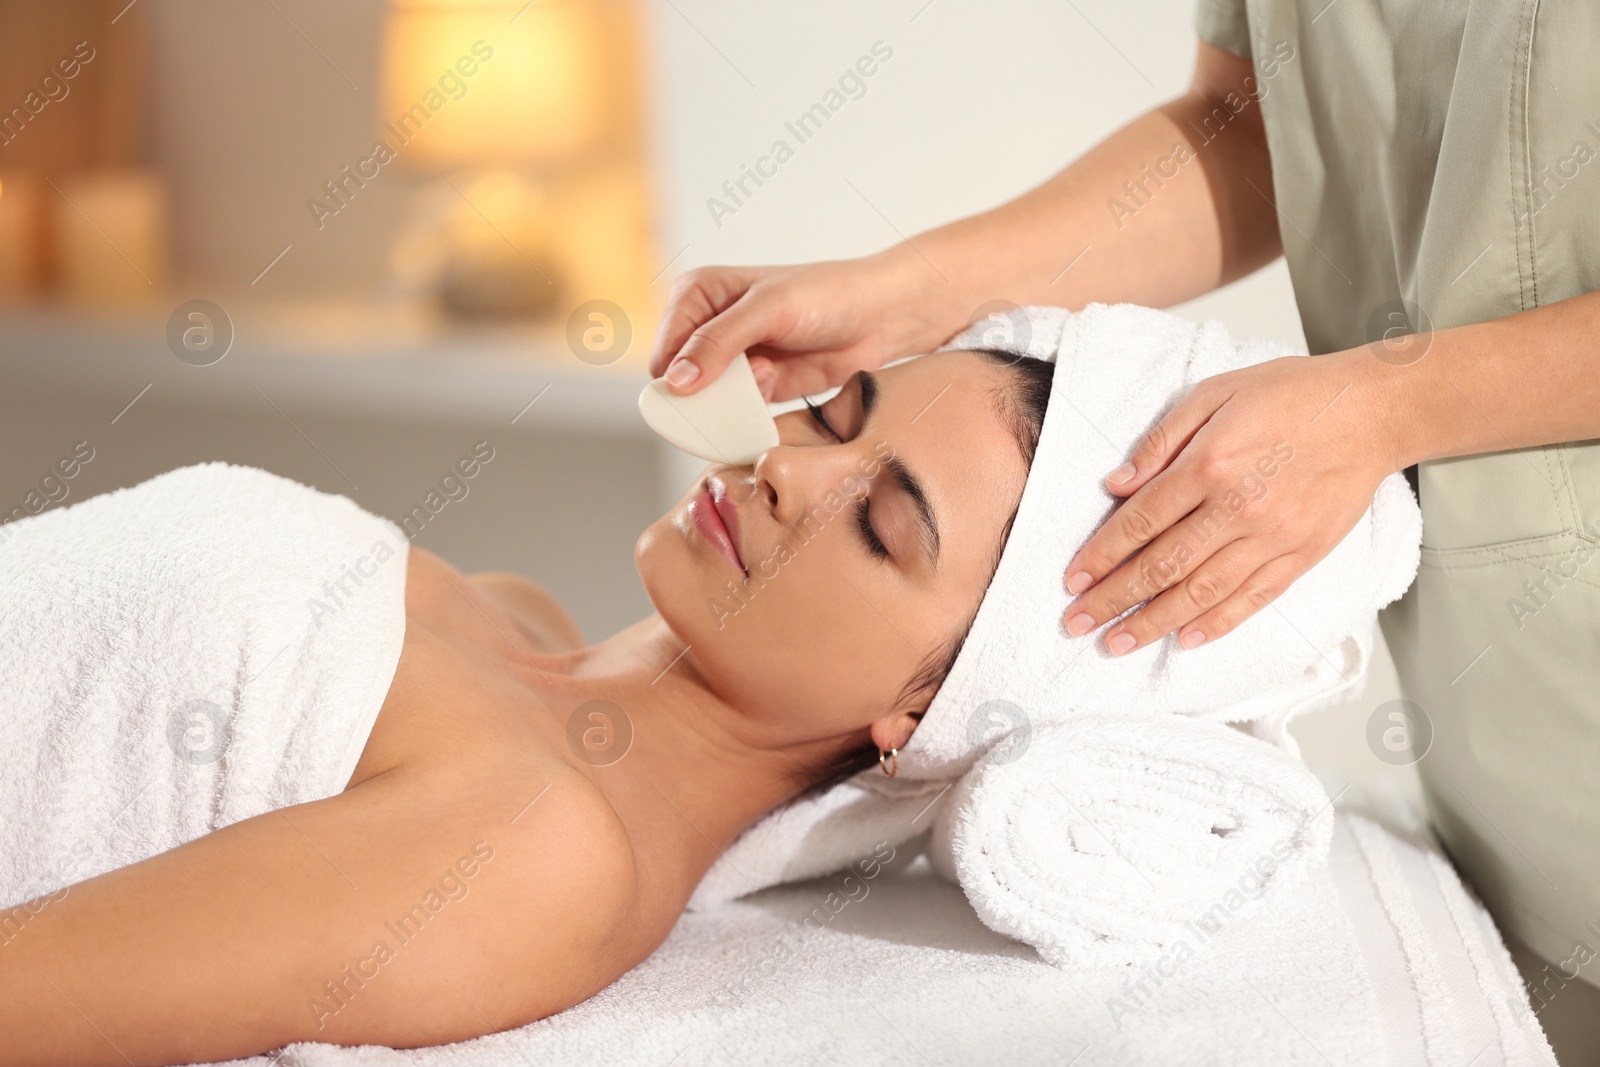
[{"left": 753, "top": 442, "right": 868, "bottom": 527}]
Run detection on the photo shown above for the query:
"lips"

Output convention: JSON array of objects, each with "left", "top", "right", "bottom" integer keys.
[
  {"left": 689, "top": 476, "right": 745, "bottom": 574},
  {"left": 709, "top": 476, "right": 745, "bottom": 564}
]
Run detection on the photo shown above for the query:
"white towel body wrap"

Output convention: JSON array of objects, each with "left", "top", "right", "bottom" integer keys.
[{"left": 0, "top": 462, "right": 409, "bottom": 906}]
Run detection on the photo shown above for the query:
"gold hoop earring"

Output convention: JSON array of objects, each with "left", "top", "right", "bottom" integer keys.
[{"left": 878, "top": 747, "right": 898, "bottom": 778}]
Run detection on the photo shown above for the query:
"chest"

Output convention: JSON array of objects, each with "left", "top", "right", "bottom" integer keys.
[{"left": 344, "top": 551, "right": 565, "bottom": 789}]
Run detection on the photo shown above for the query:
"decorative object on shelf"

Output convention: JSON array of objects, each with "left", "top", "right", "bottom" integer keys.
[
  {"left": 0, "top": 172, "right": 47, "bottom": 302},
  {"left": 378, "top": 0, "right": 656, "bottom": 332},
  {"left": 434, "top": 171, "right": 564, "bottom": 319},
  {"left": 0, "top": 0, "right": 155, "bottom": 307},
  {"left": 55, "top": 169, "right": 168, "bottom": 307}
]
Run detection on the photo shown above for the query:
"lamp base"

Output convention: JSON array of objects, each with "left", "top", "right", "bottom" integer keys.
[{"left": 438, "top": 251, "right": 562, "bottom": 320}]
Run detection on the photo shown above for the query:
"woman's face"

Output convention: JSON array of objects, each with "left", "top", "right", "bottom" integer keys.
[{"left": 635, "top": 350, "right": 1032, "bottom": 748}]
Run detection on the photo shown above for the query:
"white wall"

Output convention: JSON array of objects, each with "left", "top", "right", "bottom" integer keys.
[{"left": 647, "top": 0, "right": 1307, "bottom": 348}]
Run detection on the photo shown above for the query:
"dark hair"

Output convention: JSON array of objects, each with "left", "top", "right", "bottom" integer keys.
[{"left": 801, "top": 348, "right": 1055, "bottom": 795}]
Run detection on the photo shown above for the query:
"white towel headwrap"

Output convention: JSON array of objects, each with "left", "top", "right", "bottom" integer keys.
[
  {"left": 689, "top": 304, "right": 1423, "bottom": 967},
  {"left": 907, "top": 303, "right": 1420, "bottom": 776}
]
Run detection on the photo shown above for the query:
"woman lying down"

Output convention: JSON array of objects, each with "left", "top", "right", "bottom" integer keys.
[{"left": 0, "top": 346, "right": 1055, "bottom": 1065}]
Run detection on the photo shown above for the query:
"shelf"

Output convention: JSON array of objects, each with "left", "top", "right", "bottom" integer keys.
[{"left": 0, "top": 299, "right": 655, "bottom": 436}]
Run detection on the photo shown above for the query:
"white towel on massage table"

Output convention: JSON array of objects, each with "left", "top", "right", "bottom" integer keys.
[
  {"left": 205, "top": 803, "right": 1555, "bottom": 1067},
  {"left": 0, "top": 462, "right": 408, "bottom": 908}
]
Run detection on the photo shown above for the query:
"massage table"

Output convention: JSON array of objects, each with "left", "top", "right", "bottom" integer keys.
[{"left": 212, "top": 795, "right": 1553, "bottom": 1067}]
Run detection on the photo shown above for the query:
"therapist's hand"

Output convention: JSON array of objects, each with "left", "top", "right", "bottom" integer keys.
[
  {"left": 1061, "top": 350, "right": 1402, "bottom": 654},
  {"left": 648, "top": 251, "right": 959, "bottom": 402}
]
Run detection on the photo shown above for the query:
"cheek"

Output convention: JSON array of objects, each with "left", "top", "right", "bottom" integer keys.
[
  {"left": 695, "top": 615, "right": 906, "bottom": 735},
  {"left": 637, "top": 504, "right": 950, "bottom": 732},
  {"left": 741, "top": 545, "right": 924, "bottom": 706},
  {"left": 672, "top": 529, "right": 909, "bottom": 717}
]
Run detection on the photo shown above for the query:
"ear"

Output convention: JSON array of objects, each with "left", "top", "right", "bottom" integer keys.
[{"left": 868, "top": 709, "right": 923, "bottom": 754}]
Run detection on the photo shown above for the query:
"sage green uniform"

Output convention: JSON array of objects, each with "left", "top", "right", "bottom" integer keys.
[{"left": 1195, "top": 0, "right": 1600, "bottom": 984}]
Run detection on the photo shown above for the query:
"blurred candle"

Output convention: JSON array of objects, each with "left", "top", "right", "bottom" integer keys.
[
  {"left": 55, "top": 170, "right": 168, "bottom": 306},
  {"left": 0, "top": 171, "right": 45, "bottom": 302}
]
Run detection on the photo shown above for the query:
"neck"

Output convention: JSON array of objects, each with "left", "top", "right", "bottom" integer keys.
[{"left": 534, "top": 614, "right": 847, "bottom": 899}]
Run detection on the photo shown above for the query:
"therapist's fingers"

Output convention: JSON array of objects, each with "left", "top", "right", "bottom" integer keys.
[
  {"left": 662, "top": 288, "right": 792, "bottom": 396},
  {"left": 1103, "top": 378, "right": 1230, "bottom": 497},
  {"left": 1062, "top": 503, "right": 1242, "bottom": 636},
  {"left": 648, "top": 266, "right": 768, "bottom": 376},
  {"left": 1093, "top": 539, "right": 1263, "bottom": 653},
  {"left": 1171, "top": 553, "right": 1304, "bottom": 649},
  {"left": 1063, "top": 465, "right": 1204, "bottom": 596},
  {"left": 649, "top": 266, "right": 751, "bottom": 375},
  {"left": 745, "top": 351, "right": 860, "bottom": 403}
]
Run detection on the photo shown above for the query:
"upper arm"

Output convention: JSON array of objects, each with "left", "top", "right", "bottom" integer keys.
[
  {"left": 0, "top": 762, "right": 636, "bottom": 1065},
  {"left": 1161, "top": 38, "right": 1283, "bottom": 283},
  {"left": 1190, "top": 36, "right": 1257, "bottom": 101}
]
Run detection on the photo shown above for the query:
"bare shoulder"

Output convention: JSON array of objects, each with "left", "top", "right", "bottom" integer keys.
[
  {"left": 436, "top": 758, "right": 643, "bottom": 1021},
  {"left": 465, "top": 570, "right": 586, "bottom": 652},
  {"left": 0, "top": 751, "right": 642, "bottom": 1063}
]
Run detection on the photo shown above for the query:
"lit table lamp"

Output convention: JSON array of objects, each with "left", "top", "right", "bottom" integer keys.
[{"left": 379, "top": 0, "right": 613, "bottom": 320}]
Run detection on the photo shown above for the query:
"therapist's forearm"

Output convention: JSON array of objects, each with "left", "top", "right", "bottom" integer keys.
[
  {"left": 881, "top": 40, "right": 1282, "bottom": 319},
  {"left": 1378, "top": 288, "right": 1600, "bottom": 470}
]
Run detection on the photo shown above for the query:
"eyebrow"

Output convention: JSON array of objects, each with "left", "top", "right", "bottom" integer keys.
[{"left": 853, "top": 371, "right": 939, "bottom": 568}]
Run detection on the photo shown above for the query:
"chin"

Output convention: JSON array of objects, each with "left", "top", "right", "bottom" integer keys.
[
  {"left": 636, "top": 515, "right": 706, "bottom": 620},
  {"left": 636, "top": 515, "right": 747, "bottom": 661}
]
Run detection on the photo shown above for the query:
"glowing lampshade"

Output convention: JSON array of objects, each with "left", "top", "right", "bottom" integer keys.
[{"left": 379, "top": 0, "right": 609, "bottom": 169}]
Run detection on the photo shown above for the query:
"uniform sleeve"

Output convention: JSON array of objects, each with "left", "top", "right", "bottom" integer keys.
[{"left": 1194, "top": 0, "right": 1252, "bottom": 58}]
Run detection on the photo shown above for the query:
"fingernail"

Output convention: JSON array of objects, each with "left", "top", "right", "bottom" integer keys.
[
  {"left": 1066, "top": 612, "right": 1096, "bottom": 637},
  {"left": 1107, "top": 462, "right": 1136, "bottom": 485},
  {"left": 1066, "top": 570, "right": 1093, "bottom": 595},
  {"left": 1179, "top": 628, "right": 1207, "bottom": 648},
  {"left": 752, "top": 364, "right": 775, "bottom": 399},
  {"left": 1108, "top": 631, "right": 1136, "bottom": 655},
  {"left": 665, "top": 360, "right": 700, "bottom": 388}
]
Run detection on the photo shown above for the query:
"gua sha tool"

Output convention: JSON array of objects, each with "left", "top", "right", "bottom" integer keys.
[{"left": 638, "top": 353, "right": 780, "bottom": 464}]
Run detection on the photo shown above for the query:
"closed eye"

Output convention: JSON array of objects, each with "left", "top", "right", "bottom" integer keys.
[
  {"left": 856, "top": 498, "right": 889, "bottom": 559},
  {"left": 804, "top": 398, "right": 842, "bottom": 442},
  {"left": 803, "top": 395, "right": 888, "bottom": 561}
]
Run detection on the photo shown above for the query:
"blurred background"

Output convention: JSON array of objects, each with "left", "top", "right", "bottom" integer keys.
[{"left": 0, "top": 0, "right": 1412, "bottom": 801}]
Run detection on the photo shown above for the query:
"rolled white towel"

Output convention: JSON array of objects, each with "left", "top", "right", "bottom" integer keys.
[{"left": 931, "top": 711, "right": 1335, "bottom": 968}]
